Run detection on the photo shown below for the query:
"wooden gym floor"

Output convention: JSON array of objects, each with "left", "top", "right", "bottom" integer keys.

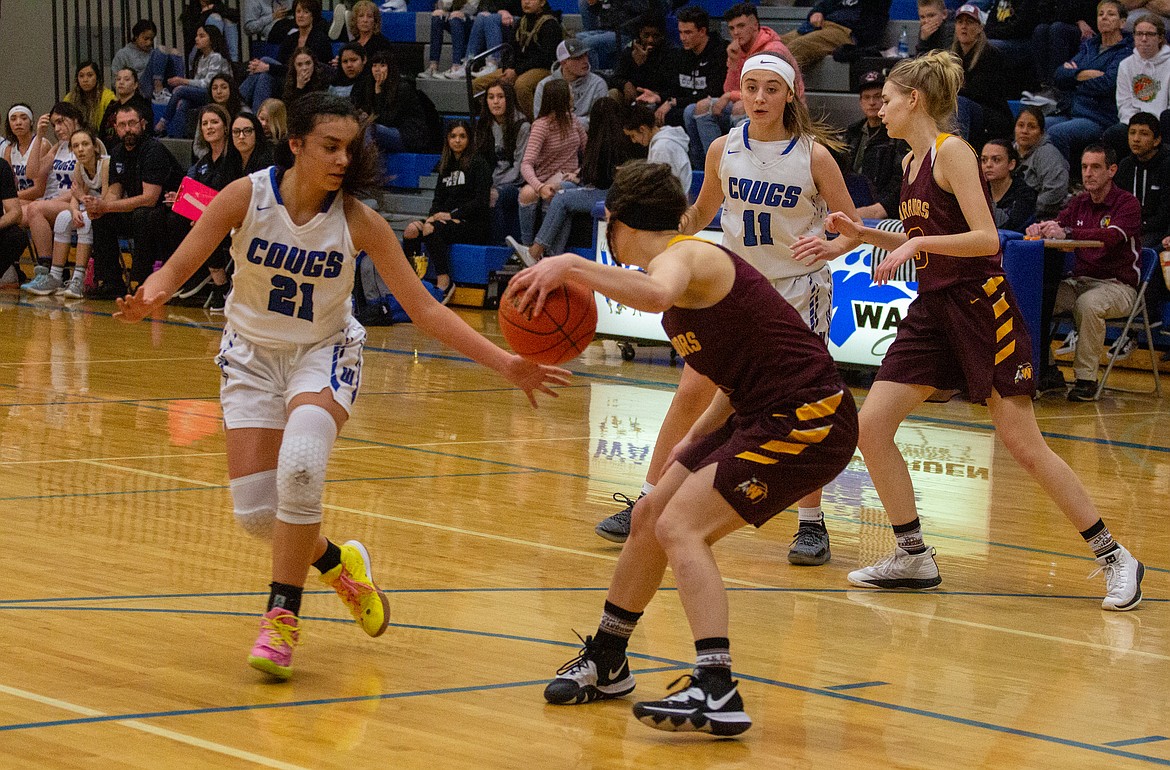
[{"left": 0, "top": 292, "right": 1166, "bottom": 769}]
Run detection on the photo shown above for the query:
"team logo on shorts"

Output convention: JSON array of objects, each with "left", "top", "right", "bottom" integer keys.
[
  {"left": 735, "top": 477, "right": 768, "bottom": 504},
  {"left": 1014, "top": 362, "right": 1034, "bottom": 384}
]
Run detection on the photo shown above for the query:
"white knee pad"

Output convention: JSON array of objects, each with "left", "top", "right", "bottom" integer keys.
[
  {"left": 276, "top": 404, "right": 338, "bottom": 526},
  {"left": 230, "top": 469, "right": 277, "bottom": 539},
  {"left": 53, "top": 209, "right": 75, "bottom": 244}
]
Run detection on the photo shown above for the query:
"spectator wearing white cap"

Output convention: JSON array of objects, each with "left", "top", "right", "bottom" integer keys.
[
  {"left": 952, "top": 3, "right": 1016, "bottom": 142},
  {"left": 532, "top": 39, "right": 609, "bottom": 128}
]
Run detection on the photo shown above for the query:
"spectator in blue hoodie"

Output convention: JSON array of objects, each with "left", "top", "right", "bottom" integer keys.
[{"left": 1047, "top": 0, "right": 1134, "bottom": 170}]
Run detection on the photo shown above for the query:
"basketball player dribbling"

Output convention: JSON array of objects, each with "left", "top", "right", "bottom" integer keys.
[
  {"left": 825, "top": 51, "right": 1144, "bottom": 610},
  {"left": 595, "top": 54, "right": 861, "bottom": 569},
  {"left": 510, "top": 160, "right": 859, "bottom": 736},
  {"left": 115, "top": 93, "right": 570, "bottom": 679}
]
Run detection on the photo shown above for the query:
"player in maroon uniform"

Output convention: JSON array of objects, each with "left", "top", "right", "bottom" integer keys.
[
  {"left": 508, "top": 160, "right": 858, "bottom": 737},
  {"left": 824, "top": 51, "right": 1144, "bottom": 610}
]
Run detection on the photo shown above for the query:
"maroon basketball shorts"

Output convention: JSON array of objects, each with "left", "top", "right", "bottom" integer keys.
[
  {"left": 876, "top": 275, "right": 1036, "bottom": 403},
  {"left": 676, "top": 389, "right": 859, "bottom": 527}
]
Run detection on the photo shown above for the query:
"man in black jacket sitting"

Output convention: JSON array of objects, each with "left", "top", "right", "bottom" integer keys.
[{"left": 842, "top": 71, "right": 908, "bottom": 220}]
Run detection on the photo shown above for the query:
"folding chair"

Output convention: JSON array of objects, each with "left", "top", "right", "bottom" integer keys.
[{"left": 1096, "top": 247, "right": 1163, "bottom": 399}]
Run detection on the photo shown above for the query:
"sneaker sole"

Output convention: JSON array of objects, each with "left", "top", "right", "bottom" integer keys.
[
  {"left": 632, "top": 706, "right": 752, "bottom": 736},
  {"left": 544, "top": 675, "right": 635, "bottom": 705},
  {"left": 594, "top": 525, "right": 629, "bottom": 544},
  {"left": 247, "top": 655, "right": 292, "bottom": 679},
  {"left": 343, "top": 539, "right": 391, "bottom": 637},
  {"left": 847, "top": 574, "right": 942, "bottom": 590},
  {"left": 1104, "top": 562, "right": 1144, "bottom": 612},
  {"left": 26, "top": 286, "right": 61, "bottom": 296},
  {"left": 788, "top": 547, "right": 830, "bottom": 566}
]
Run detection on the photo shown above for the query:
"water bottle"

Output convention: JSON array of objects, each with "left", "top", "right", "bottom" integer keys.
[{"left": 897, "top": 27, "right": 909, "bottom": 58}]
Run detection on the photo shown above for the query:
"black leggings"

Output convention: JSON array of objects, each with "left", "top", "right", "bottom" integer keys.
[
  {"left": 403, "top": 218, "right": 478, "bottom": 278},
  {"left": 0, "top": 226, "right": 28, "bottom": 277}
]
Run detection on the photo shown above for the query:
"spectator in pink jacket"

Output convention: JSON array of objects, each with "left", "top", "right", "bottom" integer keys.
[{"left": 686, "top": 2, "right": 803, "bottom": 159}]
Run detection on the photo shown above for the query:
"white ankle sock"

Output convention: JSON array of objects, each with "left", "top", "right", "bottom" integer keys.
[
  {"left": 50, "top": 266, "right": 64, "bottom": 281},
  {"left": 641, "top": 481, "right": 655, "bottom": 496},
  {"left": 797, "top": 506, "right": 823, "bottom": 524}
]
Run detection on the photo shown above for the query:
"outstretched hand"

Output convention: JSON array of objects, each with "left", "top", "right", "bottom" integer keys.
[
  {"left": 114, "top": 285, "right": 170, "bottom": 323},
  {"left": 501, "top": 354, "right": 572, "bottom": 408},
  {"left": 506, "top": 254, "right": 575, "bottom": 319}
]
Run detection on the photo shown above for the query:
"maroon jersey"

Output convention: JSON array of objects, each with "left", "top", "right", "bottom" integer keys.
[
  {"left": 899, "top": 134, "right": 1004, "bottom": 292},
  {"left": 661, "top": 241, "right": 844, "bottom": 416}
]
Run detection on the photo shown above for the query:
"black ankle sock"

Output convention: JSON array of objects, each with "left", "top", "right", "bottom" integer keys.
[
  {"left": 1080, "top": 519, "right": 1119, "bottom": 558},
  {"left": 695, "top": 636, "right": 732, "bottom": 673},
  {"left": 892, "top": 518, "right": 927, "bottom": 555},
  {"left": 267, "top": 581, "right": 303, "bottom": 616},
  {"left": 313, "top": 539, "right": 342, "bottom": 574},
  {"left": 595, "top": 600, "right": 642, "bottom": 653}
]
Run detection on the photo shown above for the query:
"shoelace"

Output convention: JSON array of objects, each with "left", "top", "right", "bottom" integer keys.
[
  {"left": 661, "top": 674, "right": 704, "bottom": 703},
  {"left": 261, "top": 614, "right": 300, "bottom": 651},
  {"left": 331, "top": 568, "right": 370, "bottom": 610},
  {"left": 556, "top": 631, "right": 599, "bottom": 676},
  {"left": 790, "top": 526, "right": 825, "bottom": 547},
  {"left": 611, "top": 492, "right": 637, "bottom": 512},
  {"left": 1087, "top": 562, "right": 1121, "bottom": 590}
]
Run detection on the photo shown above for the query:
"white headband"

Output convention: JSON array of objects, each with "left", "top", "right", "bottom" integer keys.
[
  {"left": 7, "top": 105, "right": 33, "bottom": 123},
  {"left": 741, "top": 54, "right": 796, "bottom": 92}
]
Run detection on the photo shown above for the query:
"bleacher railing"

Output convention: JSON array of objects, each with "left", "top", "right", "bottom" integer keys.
[{"left": 50, "top": 0, "right": 243, "bottom": 100}]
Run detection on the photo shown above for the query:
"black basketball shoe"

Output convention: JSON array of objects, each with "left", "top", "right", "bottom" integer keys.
[
  {"left": 632, "top": 668, "right": 752, "bottom": 736},
  {"left": 544, "top": 633, "right": 636, "bottom": 705}
]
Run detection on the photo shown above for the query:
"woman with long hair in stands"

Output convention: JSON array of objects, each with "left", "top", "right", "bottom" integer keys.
[
  {"left": 474, "top": 81, "right": 530, "bottom": 241},
  {"left": 400, "top": 120, "right": 493, "bottom": 302},
  {"left": 64, "top": 61, "right": 117, "bottom": 133},
  {"left": 155, "top": 24, "right": 233, "bottom": 138}
]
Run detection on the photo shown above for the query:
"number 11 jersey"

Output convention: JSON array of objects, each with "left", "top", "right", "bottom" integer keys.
[
  {"left": 228, "top": 167, "right": 359, "bottom": 347},
  {"left": 718, "top": 124, "right": 827, "bottom": 280}
]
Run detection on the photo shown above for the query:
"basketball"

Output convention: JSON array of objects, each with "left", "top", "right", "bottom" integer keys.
[{"left": 498, "top": 281, "right": 598, "bottom": 364}]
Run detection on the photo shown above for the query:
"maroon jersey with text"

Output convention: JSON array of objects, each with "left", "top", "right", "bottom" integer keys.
[
  {"left": 899, "top": 134, "right": 1004, "bottom": 292},
  {"left": 660, "top": 241, "right": 844, "bottom": 416}
]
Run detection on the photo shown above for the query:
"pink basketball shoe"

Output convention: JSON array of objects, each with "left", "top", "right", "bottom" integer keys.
[{"left": 247, "top": 607, "right": 301, "bottom": 679}]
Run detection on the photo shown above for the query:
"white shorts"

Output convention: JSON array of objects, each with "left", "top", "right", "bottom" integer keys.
[
  {"left": 215, "top": 317, "right": 366, "bottom": 430},
  {"left": 769, "top": 265, "right": 833, "bottom": 341}
]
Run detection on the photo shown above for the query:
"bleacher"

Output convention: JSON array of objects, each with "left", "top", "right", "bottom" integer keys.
[{"left": 367, "top": 2, "right": 933, "bottom": 291}]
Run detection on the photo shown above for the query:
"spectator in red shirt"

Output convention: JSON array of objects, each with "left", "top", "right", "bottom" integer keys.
[{"left": 1027, "top": 144, "right": 1142, "bottom": 401}]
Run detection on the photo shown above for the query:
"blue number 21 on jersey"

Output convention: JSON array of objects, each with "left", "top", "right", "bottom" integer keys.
[{"left": 268, "top": 276, "right": 315, "bottom": 321}]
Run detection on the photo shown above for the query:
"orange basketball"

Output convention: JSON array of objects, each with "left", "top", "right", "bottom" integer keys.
[{"left": 498, "top": 280, "right": 598, "bottom": 364}]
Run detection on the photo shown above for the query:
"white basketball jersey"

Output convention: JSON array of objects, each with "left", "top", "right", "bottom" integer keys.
[
  {"left": 718, "top": 124, "right": 827, "bottom": 280},
  {"left": 44, "top": 143, "right": 76, "bottom": 200},
  {"left": 7, "top": 142, "right": 33, "bottom": 192},
  {"left": 227, "top": 167, "right": 358, "bottom": 347}
]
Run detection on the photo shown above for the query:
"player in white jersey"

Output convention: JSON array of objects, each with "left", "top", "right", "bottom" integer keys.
[
  {"left": 594, "top": 54, "right": 861, "bottom": 567},
  {"left": 116, "top": 93, "right": 570, "bottom": 680},
  {"left": 3, "top": 104, "right": 49, "bottom": 199},
  {"left": 21, "top": 103, "right": 95, "bottom": 294}
]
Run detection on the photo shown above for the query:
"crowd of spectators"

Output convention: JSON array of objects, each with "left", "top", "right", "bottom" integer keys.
[{"left": 1, "top": 0, "right": 1167, "bottom": 395}]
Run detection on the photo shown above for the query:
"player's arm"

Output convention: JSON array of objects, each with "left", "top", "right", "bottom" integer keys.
[
  {"left": 794, "top": 143, "right": 864, "bottom": 265},
  {"left": 115, "top": 178, "right": 251, "bottom": 322},
  {"left": 509, "top": 249, "right": 693, "bottom": 319},
  {"left": 348, "top": 200, "right": 570, "bottom": 407},
  {"left": 679, "top": 136, "right": 726, "bottom": 235},
  {"left": 663, "top": 388, "right": 735, "bottom": 471}
]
